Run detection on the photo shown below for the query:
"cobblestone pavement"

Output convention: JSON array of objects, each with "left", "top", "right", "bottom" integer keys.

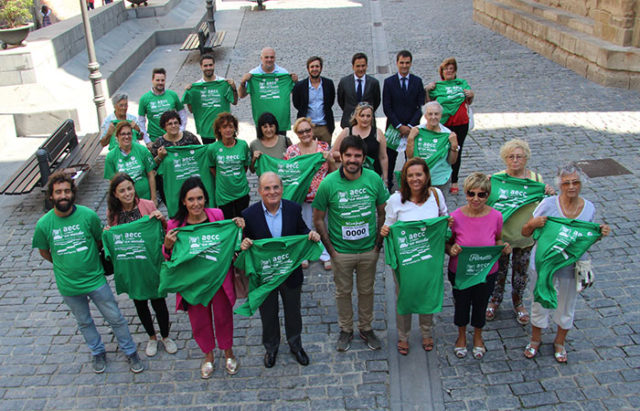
[{"left": 1, "top": 0, "right": 640, "bottom": 410}]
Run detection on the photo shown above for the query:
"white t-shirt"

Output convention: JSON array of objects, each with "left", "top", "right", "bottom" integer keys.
[{"left": 384, "top": 188, "right": 448, "bottom": 226}]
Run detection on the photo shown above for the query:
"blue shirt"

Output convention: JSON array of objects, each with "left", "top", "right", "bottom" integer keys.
[
  {"left": 307, "top": 79, "right": 325, "bottom": 125},
  {"left": 261, "top": 201, "right": 283, "bottom": 238},
  {"left": 250, "top": 64, "right": 288, "bottom": 75}
]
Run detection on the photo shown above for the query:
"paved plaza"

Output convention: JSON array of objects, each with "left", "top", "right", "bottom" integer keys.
[{"left": 1, "top": 0, "right": 639, "bottom": 409}]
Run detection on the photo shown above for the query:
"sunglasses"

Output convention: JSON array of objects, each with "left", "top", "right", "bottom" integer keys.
[
  {"left": 466, "top": 190, "right": 488, "bottom": 198},
  {"left": 296, "top": 128, "right": 313, "bottom": 134}
]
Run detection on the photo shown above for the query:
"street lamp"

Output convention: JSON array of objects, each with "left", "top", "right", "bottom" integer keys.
[{"left": 78, "top": 0, "right": 107, "bottom": 127}]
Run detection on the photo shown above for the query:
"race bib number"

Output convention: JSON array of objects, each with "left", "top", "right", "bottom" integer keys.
[{"left": 342, "top": 224, "right": 369, "bottom": 241}]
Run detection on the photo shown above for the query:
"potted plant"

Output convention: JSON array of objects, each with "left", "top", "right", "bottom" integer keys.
[{"left": 0, "top": 0, "right": 34, "bottom": 49}]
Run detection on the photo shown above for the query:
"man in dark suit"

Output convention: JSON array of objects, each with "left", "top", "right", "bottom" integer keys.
[
  {"left": 241, "top": 172, "right": 320, "bottom": 368},
  {"left": 382, "top": 50, "right": 425, "bottom": 189},
  {"left": 337, "top": 52, "right": 381, "bottom": 129},
  {"left": 291, "top": 56, "right": 336, "bottom": 145}
]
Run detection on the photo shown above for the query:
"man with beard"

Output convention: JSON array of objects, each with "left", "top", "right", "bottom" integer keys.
[
  {"left": 312, "top": 135, "right": 389, "bottom": 352},
  {"left": 183, "top": 54, "right": 238, "bottom": 144},
  {"left": 138, "top": 67, "right": 187, "bottom": 147},
  {"left": 32, "top": 172, "right": 143, "bottom": 374},
  {"left": 291, "top": 56, "right": 335, "bottom": 145}
]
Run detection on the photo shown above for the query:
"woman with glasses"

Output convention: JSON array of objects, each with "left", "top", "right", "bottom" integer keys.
[
  {"left": 446, "top": 172, "right": 511, "bottom": 359},
  {"left": 521, "top": 164, "right": 609, "bottom": 363},
  {"left": 331, "top": 102, "right": 389, "bottom": 185},
  {"left": 100, "top": 93, "right": 143, "bottom": 151},
  {"left": 285, "top": 117, "right": 337, "bottom": 270},
  {"left": 249, "top": 112, "right": 292, "bottom": 172},
  {"left": 486, "top": 139, "right": 555, "bottom": 325},
  {"left": 149, "top": 110, "right": 201, "bottom": 163}
]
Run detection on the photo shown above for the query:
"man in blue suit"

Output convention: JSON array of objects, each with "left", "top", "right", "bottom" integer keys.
[
  {"left": 382, "top": 50, "right": 425, "bottom": 189},
  {"left": 241, "top": 172, "right": 320, "bottom": 368},
  {"left": 337, "top": 52, "right": 381, "bottom": 129}
]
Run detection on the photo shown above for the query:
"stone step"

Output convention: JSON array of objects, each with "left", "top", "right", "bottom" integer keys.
[{"left": 473, "top": 0, "right": 640, "bottom": 90}]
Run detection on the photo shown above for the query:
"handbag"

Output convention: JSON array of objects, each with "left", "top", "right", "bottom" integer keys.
[
  {"left": 575, "top": 259, "right": 594, "bottom": 292},
  {"left": 233, "top": 267, "right": 249, "bottom": 299}
]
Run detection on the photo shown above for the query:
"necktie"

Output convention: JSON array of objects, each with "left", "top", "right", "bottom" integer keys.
[
  {"left": 401, "top": 77, "right": 407, "bottom": 92},
  {"left": 356, "top": 79, "right": 363, "bottom": 102}
]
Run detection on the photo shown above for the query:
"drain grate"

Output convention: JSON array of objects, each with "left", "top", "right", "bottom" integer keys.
[{"left": 575, "top": 158, "right": 632, "bottom": 178}]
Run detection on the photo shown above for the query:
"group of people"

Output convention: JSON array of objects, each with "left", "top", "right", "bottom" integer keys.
[{"left": 32, "top": 47, "right": 610, "bottom": 380}]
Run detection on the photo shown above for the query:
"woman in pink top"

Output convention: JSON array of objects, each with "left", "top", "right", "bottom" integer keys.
[
  {"left": 446, "top": 172, "right": 511, "bottom": 359},
  {"left": 163, "top": 176, "right": 245, "bottom": 378}
]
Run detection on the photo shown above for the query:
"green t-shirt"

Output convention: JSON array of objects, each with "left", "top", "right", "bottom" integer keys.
[
  {"left": 182, "top": 81, "right": 234, "bottom": 139},
  {"left": 413, "top": 127, "right": 452, "bottom": 185},
  {"left": 32, "top": 206, "right": 106, "bottom": 296},
  {"left": 103, "top": 144, "right": 155, "bottom": 200},
  {"left": 234, "top": 235, "right": 323, "bottom": 316},
  {"left": 159, "top": 220, "right": 241, "bottom": 306},
  {"left": 247, "top": 73, "right": 294, "bottom": 130},
  {"left": 312, "top": 168, "right": 389, "bottom": 254},
  {"left": 428, "top": 79, "right": 470, "bottom": 124},
  {"left": 454, "top": 245, "right": 505, "bottom": 290},
  {"left": 533, "top": 217, "right": 601, "bottom": 309},
  {"left": 487, "top": 173, "right": 546, "bottom": 224},
  {"left": 384, "top": 217, "right": 448, "bottom": 315},
  {"left": 208, "top": 139, "right": 250, "bottom": 206},
  {"left": 385, "top": 125, "right": 402, "bottom": 151},
  {"left": 156, "top": 145, "right": 215, "bottom": 217},
  {"left": 254, "top": 152, "right": 325, "bottom": 204},
  {"left": 107, "top": 119, "right": 142, "bottom": 151},
  {"left": 138, "top": 90, "right": 184, "bottom": 140},
  {"left": 102, "top": 216, "right": 166, "bottom": 300}
]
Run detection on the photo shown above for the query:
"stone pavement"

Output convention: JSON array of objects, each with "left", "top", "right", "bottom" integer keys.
[{"left": 1, "top": 0, "right": 640, "bottom": 409}]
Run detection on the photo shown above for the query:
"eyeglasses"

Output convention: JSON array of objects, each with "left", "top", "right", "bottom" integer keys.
[
  {"left": 296, "top": 128, "right": 313, "bottom": 134},
  {"left": 466, "top": 190, "right": 488, "bottom": 198},
  {"left": 118, "top": 132, "right": 133, "bottom": 137},
  {"left": 165, "top": 120, "right": 180, "bottom": 126},
  {"left": 507, "top": 154, "right": 526, "bottom": 161},
  {"left": 560, "top": 180, "right": 581, "bottom": 187}
]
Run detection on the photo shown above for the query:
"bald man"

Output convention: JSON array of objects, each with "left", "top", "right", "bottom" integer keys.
[{"left": 238, "top": 47, "right": 298, "bottom": 98}]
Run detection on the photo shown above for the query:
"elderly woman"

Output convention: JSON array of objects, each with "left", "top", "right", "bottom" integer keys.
[
  {"left": 447, "top": 172, "right": 511, "bottom": 359},
  {"left": 285, "top": 117, "right": 337, "bottom": 270},
  {"left": 249, "top": 112, "right": 292, "bottom": 172},
  {"left": 425, "top": 57, "right": 474, "bottom": 194},
  {"left": 163, "top": 176, "right": 245, "bottom": 378},
  {"left": 521, "top": 164, "right": 610, "bottom": 363},
  {"left": 208, "top": 113, "right": 251, "bottom": 219},
  {"left": 381, "top": 157, "right": 448, "bottom": 355},
  {"left": 104, "top": 122, "right": 156, "bottom": 203},
  {"left": 150, "top": 110, "right": 201, "bottom": 164},
  {"left": 100, "top": 93, "right": 142, "bottom": 150},
  {"left": 486, "top": 139, "right": 555, "bottom": 325},
  {"left": 406, "top": 101, "right": 459, "bottom": 189},
  {"left": 106, "top": 173, "right": 177, "bottom": 357},
  {"left": 332, "top": 103, "right": 388, "bottom": 184}
]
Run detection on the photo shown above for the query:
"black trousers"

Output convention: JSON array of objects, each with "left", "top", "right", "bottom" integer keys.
[
  {"left": 133, "top": 298, "right": 170, "bottom": 338},
  {"left": 447, "top": 123, "right": 469, "bottom": 184},
  {"left": 386, "top": 147, "right": 399, "bottom": 190},
  {"left": 448, "top": 272, "right": 496, "bottom": 329},
  {"left": 259, "top": 283, "right": 302, "bottom": 354},
  {"left": 219, "top": 194, "right": 250, "bottom": 219}
]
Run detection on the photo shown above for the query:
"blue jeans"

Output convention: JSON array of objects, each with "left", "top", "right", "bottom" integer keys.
[{"left": 62, "top": 283, "right": 137, "bottom": 356}]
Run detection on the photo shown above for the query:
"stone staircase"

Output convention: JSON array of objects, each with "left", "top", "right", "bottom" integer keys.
[{"left": 473, "top": 0, "right": 640, "bottom": 91}]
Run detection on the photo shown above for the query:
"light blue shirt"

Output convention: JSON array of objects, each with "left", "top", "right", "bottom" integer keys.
[
  {"left": 307, "top": 79, "right": 325, "bottom": 125},
  {"left": 354, "top": 74, "right": 366, "bottom": 93},
  {"left": 261, "top": 201, "right": 283, "bottom": 238},
  {"left": 250, "top": 64, "right": 288, "bottom": 75}
]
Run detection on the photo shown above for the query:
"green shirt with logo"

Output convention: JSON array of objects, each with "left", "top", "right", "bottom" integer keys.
[
  {"left": 312, "top": 168, "right": 389, "bottom": 254},
  {"left": 413, "top": 127, "right": 452, "bottom": 186},
  {"left": 254, "top": 152, "right": 325, "bottom": 204},
  {"left": 32, "top": 206, "right": 105, "bottom": 296},
  {"left": 103, "top": 143, "right": 155, "bottom": 200},
  {"left": 138, "top": 90, "right": 184, "bottom": 140},
  {"left": 208, "top": 139, "right": 250, "bottom": 206},
  {"left": 247, "top": 73, "right": 294, "bottom": 130},
  {"left": 182, "top": 81, "right": 234, "bottom": 139}
]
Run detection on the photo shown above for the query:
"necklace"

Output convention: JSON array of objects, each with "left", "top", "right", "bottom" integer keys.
[{"left": 559, "top": 197, "right": 582, "bottom": 218}]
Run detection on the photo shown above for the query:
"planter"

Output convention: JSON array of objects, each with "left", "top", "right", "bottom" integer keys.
[{"left": 0, "top": 23, "right": 33, "bottom": 49}]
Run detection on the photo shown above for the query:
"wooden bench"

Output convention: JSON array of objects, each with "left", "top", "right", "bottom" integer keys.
[
  {"left": 180, "top": 21, "right": 226, "bottom": 54},
  {"left": 0, "top": 119, "right": 103, "bottom": 209}
]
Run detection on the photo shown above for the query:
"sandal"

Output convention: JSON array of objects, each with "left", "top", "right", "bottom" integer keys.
[
  {"left": 523, "top": 341, "right": 541, "bottom": 359},
  {"left": 486, "top": 303, "right": 497, "bottom": 321},
  {"left": 454, "top": 346, "right": 467, "bottom": 358},
  {"left": 422, "top": 337, "right": 434, "bottom": 352},
  {"left": 397, "top": 340, "right": 409, "bottom": 356},
  {"left": 472, "top": 345, "right": 486, "bottom": 360},
  {"left": 514, "top": 304, "right": 530, "bottom": 325},
  {"left": 554, "top": 344, "right": 567, "bottom": 363}
]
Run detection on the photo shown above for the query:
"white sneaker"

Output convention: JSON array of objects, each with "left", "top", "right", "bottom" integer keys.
[
  {"left": 145, "top": 339, "right": 158, "bottom": 357},
  {"left": 161, "top": 337, "right": 178, "bottom": 354}
]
